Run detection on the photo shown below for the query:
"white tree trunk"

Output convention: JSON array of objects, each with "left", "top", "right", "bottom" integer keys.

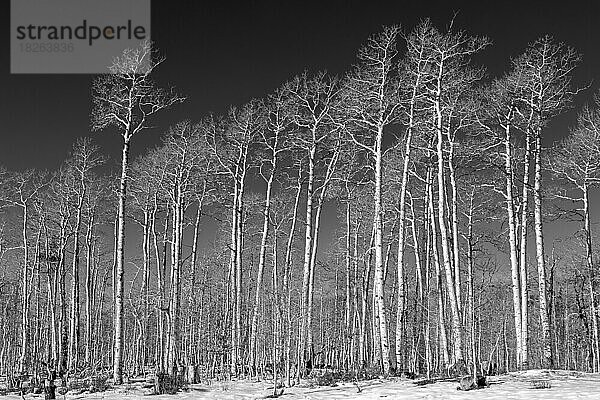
[
  {"left": 374, "top": 128, "right": 391, "bottom": 374},
  {"left": 249, "top": 167, "right": 275, "bottom": 372},
  {"left": 18, "top": 203, "right": 30, "bottom": 374},
  {"left": 234, "top": 169, "right": 245, "bottom": 373},
  {"left": 465, "top": 197, "right": 477, "bottom": 379},
  {"left": 447, "top": 143, "right": 462, "bottom": 315},
  {"left": 428, "top": 175, "right": 450, "bottom": 367},
  {"left": 345, "top": 199, "right": 352, "bottom": 368},
  {"left": 229, "top": 179, "right": 238, "bottom": 375},
  {"left": 584, "top": 187, "right": 600, "bottom": 371},
  {"left": 533, "top": 134, "right": 552, "bottom": 368},
  {"left": 298, "top": 146, "right": 315, "bottom": 381},
  {"left": 395, "top": 72, "right": 420, "bottom": 369},
  {"left": 306, "top": 193, "right": 324, "bottom": 364},
  {"left": 113, "top": 138, "right": 130, "bottom": 384},
  {"left": 504, "top": 122, "right": 522, "bottom": 370},
  {"left": 69, "top": 181, "right": 85, "bottom": 371},
  {"left": 84, "top": 212, "right": 95, "bottom": 365},
  {"left": 519, "top": 134, "right": 531, "bottom": 369},
  {"left": 168, "top": 187, "right": 184, "bottom": 374},
  {"left": 434, "top": 100, "right": 463, "bottom": 364}
]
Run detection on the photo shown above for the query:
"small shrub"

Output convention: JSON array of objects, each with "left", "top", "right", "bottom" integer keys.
[
  {"left": 307, "top": 369, "right": 341, "bottom": 387},
  {"left": 89, "top": 374, "right": 109, "bottom": 393},
  {"left": 316, "top": 371, "right": 337, "bottom": 386},
  {"left": 154, "top": 372, "right": 187, "bottom": 394},
  {"left": 355, "top": 366, "right": 381, "bottom": 381},
  {"left": 68, "top": 378, "right": 88, "bottom": 391}
]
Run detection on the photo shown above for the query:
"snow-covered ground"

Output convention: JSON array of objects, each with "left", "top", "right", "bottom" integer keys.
[{"left": 6, "top": 370, "right": 600, "bottom": 399}]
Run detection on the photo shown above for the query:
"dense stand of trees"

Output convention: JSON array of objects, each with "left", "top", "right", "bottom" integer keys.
[{"left": 1, "top": 21, "right": 600, "bottom": 387}]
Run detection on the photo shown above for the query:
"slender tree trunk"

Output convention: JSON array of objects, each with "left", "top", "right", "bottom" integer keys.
[
  {"left": 32, "top": 220, "right": 42, "bottom": 380},
  {"left": 229, "top": 178, "right": 239, "bottom": 375},
  {"left": 188, "top": 190, "right": 204, "bottom": 368},
  {"left": 305, "top": 148, "right": 338, "bottom": 369},
  {"left": 359, "top": 225, "right": 375, "bottom": 369},
  {"left": 234, "top": 169, "right": 245, "bottom": 375},
  {"left": 306, "top": 195, "right": 324, "bottom": 367},
  {"left": 447, "top": 142, "right": 461, "bottom": 315},
  {"left": 504, "top": 118, "right": 522, "bottom": 370},
  {"left": 152, "top": 198, "right": 166, "bottom": 372},
  {"left": 409, "top": 192, "right": 425, "bottom": 375},
  {"left": 372, "top": 281, "right": 382, "bottom": 368},
  {"left": 272, "top": 235, "right": 280, "bottom": 396},
  {"left": 428, "top": 174, "right": 450, "bottom": 368},
  {"left": 373, "top": 128, "right": 391, "bottom": 374},
  {"left": 59, "top": 241, "right": 68, "bottom": 375},
  {"left": 283, "top": 166, "right": 302, "bottom": 387},
  {"left": 434, "top": 96, "right": 463, "bottom": 364},
  {"left": 69, "top": 184, "right": 85, "bottom": 371},
  {"left": 113, "top": 138, "right": 130, "bottom": 384},
  {"left": 533, "top": 133, "right": 552, "bottom": 368},
  {"left": 298, "top": 146, "right": 315, "bottom": 381},
  {"left": 519, "top": 133, "right": 531, "bottom": 369},
  {"left": 583, "top": 187, "right": 600, "bottom": 372},
  {"left": 250, "top": 165, "right": 275, "bottom": 372},
  {"left": 84, "top": 212, "right": 95, "bottom": 366},
  {"left": 353, "top": 218, "right": 362, "bottom": 368},
  {"left": 141, "top": 207, "right": 150, "bottom": 370},
  {"left": 45, "top": 227, "right": 59, "bottom": 367},
  {"left": 168, "top": 187, "right": 184, "bottom": 374},
  {"left": 18, "top": 203, "right": 30, "bottom": 374},
  {"left": 395, "top": 74, "right": 419, "bottom": 370},
  {"left": 345, "top": 197, "right": 352, "bottom": 369},
  {"left": 282, "top": 165, "right": 302, "bottom": 295},
  {"left": 465, "top": 190, "right": 477, "bottom": 378},
  {"left": 421, "top": 182, "right": 433, "bottom": 377}
]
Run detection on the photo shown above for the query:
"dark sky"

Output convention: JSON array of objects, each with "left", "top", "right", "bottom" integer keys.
[{"left": 2, "top": 0, "right": 599, "bottom": 172}]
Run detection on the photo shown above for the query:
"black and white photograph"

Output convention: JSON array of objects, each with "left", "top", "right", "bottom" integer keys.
[{"left": 2, "top": 0, "right": 600, "bottom": 398}]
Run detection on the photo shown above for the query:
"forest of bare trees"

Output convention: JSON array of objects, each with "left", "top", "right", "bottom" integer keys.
[{"left": 1, "top": 19, "right": 600, "bottom": 392}]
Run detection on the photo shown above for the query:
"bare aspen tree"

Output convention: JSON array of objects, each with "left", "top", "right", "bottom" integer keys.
[
  {"left": 334, "top": 145, "right": 366, "bottom": 370},
  {"left": 417, "top": 21, "right": 489, "bottom": 368},
  {"left": 249, "top": 87, "right": 293, "bottom": 373},
  {"left": 280, "top": 162, "right": 304, "bottom": 386},
  {"left": 267, "top": 191, "right": 297, "bottom": 383},
  {"left": 514, "top": 37, "right": 580, "bottom": 368},
  {"left": 456, "top": 160, "right": 497, "bottom": 376},
  {"left": 83, "top": 177, "right": 105, "bottom": 367},
  {"left": 549, "top": 97, "right": 600, "bottom": 370},
  {"left": 343, "top": 26, "right": 403, "bottom": 373},
  {"left": 91, "top": 41, "right": 183, "bottom": 383},
  {"left": 65, "top": 138, "right": 104, "bottom": 371},
  {"left": 478, "top": 69, "right": 530, "bottom": 368},
  {"left": 129, "top": 157, "right": 156, "bottom": 371},
  {"left": 288, "top": 72, "right": 340, "bottom": 379},
  {"left": 3, "top": 171, "right": 49, "bottom": 375},
  {"left": 518, "top": 131, "right": 531, "bottom": 369},
  {"left": 185, "top": 148, "right": 214, "bottom": 369},
  {"left": 130, "top": 145, "right": 171, "bottom": 371},
  {"left": 385, "top": 24, "right": 432, "bottom": 371},
  {"left": 426, "top": 166, "right": 450, "bottom": 368},
  {"left": 47, "top": 168, "right": 77, "bottom": 374},
  {"left": 306, "top": 135, "right": 341, "bottom": 366},
  {"left": 160, "top": 122, "right": 206, "bottom": 374},
  {"left": 408, "top": 188, "right": 429, "bottom": 374},
  {"left": 208, "top": 102, "right": 263, "bottom": 375}
]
